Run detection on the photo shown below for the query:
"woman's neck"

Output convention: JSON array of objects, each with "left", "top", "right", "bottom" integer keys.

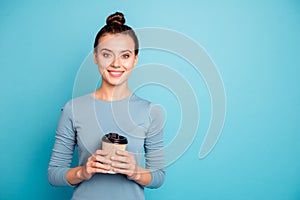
[{"left": 93, "top": 83, "right": 131, "bottom": 101}]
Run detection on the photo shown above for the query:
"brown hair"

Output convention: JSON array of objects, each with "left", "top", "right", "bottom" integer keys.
[{"left": 93, "top": 12, "right": 139, "bottom": 55}]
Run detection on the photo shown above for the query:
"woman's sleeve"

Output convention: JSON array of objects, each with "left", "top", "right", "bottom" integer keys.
[
  {"left": 48, "top": 101, "right": 76, "bottom": 186},
  {"left": 144, "top": 104, "right": 166, "bottom": 189}
]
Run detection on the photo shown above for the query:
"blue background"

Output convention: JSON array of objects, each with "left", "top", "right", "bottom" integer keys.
[{"left": 1, "top": 0, "right": 300, "bottom": 199}]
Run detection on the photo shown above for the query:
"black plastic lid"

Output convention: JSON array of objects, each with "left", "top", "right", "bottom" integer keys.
[{"left": 102, "top": 133, "right": 128, "bottom": 144}]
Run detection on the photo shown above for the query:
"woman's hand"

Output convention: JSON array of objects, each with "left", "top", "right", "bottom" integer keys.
[
  {"left": 79, "top": 150, "right": 112, "bottom": 180},
  {"left": 110, "top": 150, "right": 152, "bottom": 186},
  {"left": 110, "top": 150, "right": 139, "bottom": 180},
  {"left": 67, "top": 150, "right": 112, "bottom": 185}
]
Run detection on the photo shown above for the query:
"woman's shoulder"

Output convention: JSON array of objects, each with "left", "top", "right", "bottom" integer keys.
[
  {"left": 130, "top": 94, "right": 164, "bottom": 115},
  {"left": 62, "top": 94, "right": 93, "bottom": 110},
  {"left": 130, "top": 94, "right": 152, "bottom": 107},
  {"left": 70, "top": 93, "right": 93, "bottom": 103}
]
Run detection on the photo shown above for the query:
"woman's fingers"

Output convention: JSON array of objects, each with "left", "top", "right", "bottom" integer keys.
[
  {"left": 86, "top": 150, "right": 137, "bottom": 176},
  {"left": 92, "top": 160, "right": 111, "bottom": 170},
  {"left": 110, "top": 150, "right": 136, "bottom": 176},
  {"left": 85, "top": 150, "right": 113, "bottom": 174},
  {"left": 95, "top": 149, "right": 109, "bottom": 156},
  {"left": 111, "top": 161, "right": 131, "bottom": 169},
  {"left": 94, "top": 155, "right": 112, "bottom": 165},
  {"left": 113, "top": 150, "right": 134, "bottom": 162},
  {"left": 92, "top": 150, "right": 112, "bottom": 164},
  {"left": 112, "top": 168, "right": 132, "bottom": 175}
]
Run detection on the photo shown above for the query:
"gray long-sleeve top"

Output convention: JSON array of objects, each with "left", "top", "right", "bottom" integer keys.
[{"left": 48, "top": 94, "right": 165, "bottom": 200}]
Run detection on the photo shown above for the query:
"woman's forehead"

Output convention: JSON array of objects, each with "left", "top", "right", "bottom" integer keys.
[{"left": 98, "top": 34, "right": 135, "bottom": 51}]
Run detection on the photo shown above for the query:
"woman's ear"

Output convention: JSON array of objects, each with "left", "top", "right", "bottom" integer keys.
[
  {"left": 133, "top": 54, "right": 139, "bottom": 66},
  {"left": 93, "top": 51, "right": 98, "bottom": 64}
]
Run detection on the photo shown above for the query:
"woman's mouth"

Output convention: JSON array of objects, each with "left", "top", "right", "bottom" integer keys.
[{"left": 107, "top": 70, "right": 124, "bottom": 78}]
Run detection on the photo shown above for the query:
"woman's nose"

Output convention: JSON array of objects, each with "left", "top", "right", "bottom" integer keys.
[{"left": 111, "top": 56, "right": 121, "bottom": 68}]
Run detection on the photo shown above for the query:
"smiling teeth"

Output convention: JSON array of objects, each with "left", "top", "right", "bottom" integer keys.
[{"left": 110, "top": 71, "right": 122, "bottom": 75}]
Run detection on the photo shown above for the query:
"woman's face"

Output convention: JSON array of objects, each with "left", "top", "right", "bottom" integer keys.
[{"left": 94, "top": 33, "right": 138, "bottom": 87}]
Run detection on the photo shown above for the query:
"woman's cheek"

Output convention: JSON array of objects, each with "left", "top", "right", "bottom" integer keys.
[
  {"left": 98, "top": 65, "right": 107, "bottom": 75},
  {"left": 123, "top": 61, "right": 134, "bottom": 70}
]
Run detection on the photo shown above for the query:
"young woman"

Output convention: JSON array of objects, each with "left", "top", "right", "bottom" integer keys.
[{"left": 48, "top": 12, "right": 165, "bottom": 200}]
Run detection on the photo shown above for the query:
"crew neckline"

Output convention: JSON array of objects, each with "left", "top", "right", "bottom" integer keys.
[{"left": 88, "top": 93, "right": 134, "bottom": 103}]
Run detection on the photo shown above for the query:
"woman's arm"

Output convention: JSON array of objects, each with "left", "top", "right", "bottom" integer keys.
[
  {"left": 143, "top": 104, "right": 165, "bottom": 188},
  {"left": 48, "top": 101, "right": 76, "bottom": 186},
  {"left": 48, "top": 101, "right": 112, "bottom": 186}
]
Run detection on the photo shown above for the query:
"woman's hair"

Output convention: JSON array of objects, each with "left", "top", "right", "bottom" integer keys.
[{"left": 93, "top": 12, "right": 139, "bottom": 55}]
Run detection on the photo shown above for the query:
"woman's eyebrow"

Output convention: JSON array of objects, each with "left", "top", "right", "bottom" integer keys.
[
  {"left": 99, "top": 48, "right": 113, "bottom": 52},
  {"left": 120, "top": 50, "right": 133, "bottom": 54},
  {"left": 100, "top": 48, "right": 133, "bottom": 54}
]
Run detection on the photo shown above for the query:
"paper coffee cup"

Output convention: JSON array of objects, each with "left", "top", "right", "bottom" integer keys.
[{"left": 102, "top": 133, "right": 128, "bottom": 174}]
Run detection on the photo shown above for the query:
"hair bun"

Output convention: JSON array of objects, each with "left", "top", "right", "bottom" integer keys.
[{"left": 106, "top": 12, "right": 125, "bottom": 26}]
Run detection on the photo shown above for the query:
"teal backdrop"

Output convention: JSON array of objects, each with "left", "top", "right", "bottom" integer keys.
[{"left": 1, "top": 0, "right": 300, "bottom": 199}]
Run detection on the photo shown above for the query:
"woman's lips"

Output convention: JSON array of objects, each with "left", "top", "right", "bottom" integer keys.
[{"left": 107, "top": 70, "right": 124, "bottom": 78}]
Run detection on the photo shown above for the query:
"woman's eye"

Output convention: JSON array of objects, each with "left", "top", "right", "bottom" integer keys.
[
  {"left": 122, "top": 54, "right": 130, "bottom": 59},
  {"left": 103, "top": 53, "right": 111, "bottom": 58}
]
